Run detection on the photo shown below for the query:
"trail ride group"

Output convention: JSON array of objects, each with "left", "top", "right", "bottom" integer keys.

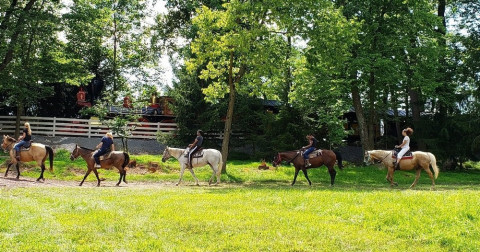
[{"left": 2, "top": 130, "right": 439, "bottom": 188}]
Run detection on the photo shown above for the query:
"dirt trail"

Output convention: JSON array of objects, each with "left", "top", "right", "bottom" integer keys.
[{"left": 0, "top": 176, "right": 231, "bottom": 189}]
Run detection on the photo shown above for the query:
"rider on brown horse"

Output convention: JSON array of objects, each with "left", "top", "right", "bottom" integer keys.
[{"left": 302, "top": 134, "right": 317, "bottom": 167}]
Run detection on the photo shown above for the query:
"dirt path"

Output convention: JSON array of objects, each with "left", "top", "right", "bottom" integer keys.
[{"left": 0, "top": 176, "right": 231, "bottom": 189}]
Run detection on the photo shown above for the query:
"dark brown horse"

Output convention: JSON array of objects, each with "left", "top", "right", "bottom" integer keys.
[
  {"left": 70, "top": 144, "right": 129, "bottom": 186},
  {"left": 1, "top": 135, "right": 54, "bottom": 181},
  {"left": 272, "top": 149, "right": 343, "bottom": 186}
]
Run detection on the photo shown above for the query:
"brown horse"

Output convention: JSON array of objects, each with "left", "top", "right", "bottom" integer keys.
[
  {"left": 364, "top": 149, "right": 439, "bottom": 189},
  {"left": 1, "top": 135, "right": 54, "bottom": 181},
  {"left": 70, "top": 144, "right": 129, "bottom": 186},
  {"left": 272, "top": 149, "right": 343, "bottom": 186}
]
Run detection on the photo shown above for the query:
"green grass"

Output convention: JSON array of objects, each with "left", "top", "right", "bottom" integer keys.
[{"left": 1, "top": 149, "right": 480, "bottom": 251}]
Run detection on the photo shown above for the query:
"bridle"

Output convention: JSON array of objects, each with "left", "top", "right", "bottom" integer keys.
[
  {"left": 274, "top": 151, "right": 300, "bottom": 166},
  {"left": 368, "top": 151, "right": 390, "bottom": 164}
]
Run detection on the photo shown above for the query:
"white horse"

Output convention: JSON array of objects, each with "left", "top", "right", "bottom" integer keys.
[{"left": 161, "top": 146, "right": 223, "bottom": 186}]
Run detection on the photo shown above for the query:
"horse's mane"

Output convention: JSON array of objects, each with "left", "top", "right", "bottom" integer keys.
[
  {"left": 79, "top": 146, "right": 95, "bottom": 151},
  {"left": 4, "top": 135, "right": 16, "bottom": 142}
]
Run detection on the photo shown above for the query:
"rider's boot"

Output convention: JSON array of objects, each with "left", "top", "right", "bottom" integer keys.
[
  {"left": 305, "top": 159, "right": 311, "bottom": 167},
  {"left": 394, "top": 160, "right": 400, "bottom": 170}
]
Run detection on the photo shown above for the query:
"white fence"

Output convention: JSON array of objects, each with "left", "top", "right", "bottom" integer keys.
[{"left": 0, "top": 116, "right": 177, "bottom": 140}]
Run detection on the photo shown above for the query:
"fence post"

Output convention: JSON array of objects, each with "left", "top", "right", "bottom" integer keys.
[
  {"left": 88, "top": 119, "right": 92, "bottom": 138},
  {"left": 53, "top": 117, "right": 56, "bottom": 137}
]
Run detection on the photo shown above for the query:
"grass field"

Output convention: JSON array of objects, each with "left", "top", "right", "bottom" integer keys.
[{"left": 1, "top": 149, "right": 480, "bottom": 251}]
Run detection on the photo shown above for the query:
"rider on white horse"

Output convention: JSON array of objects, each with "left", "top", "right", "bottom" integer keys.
[{"left": 186, "top": 130, "right": 203, "bottom": 168}]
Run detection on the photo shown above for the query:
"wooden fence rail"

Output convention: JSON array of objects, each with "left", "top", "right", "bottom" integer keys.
[{"left": 0, "top": 116, "right": 177, "bottom": 140}]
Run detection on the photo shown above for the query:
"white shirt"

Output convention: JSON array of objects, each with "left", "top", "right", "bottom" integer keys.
[{"left": 402, "top": 136, "right": 410, "bottom": 149}]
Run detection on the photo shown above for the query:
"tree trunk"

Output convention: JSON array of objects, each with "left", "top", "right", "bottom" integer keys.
[
  {"left": 351, "top": 82, "right": 373, "bottom": 152},
  {"left": 221, "top": 51, "right": 236, "bottom": 173}
]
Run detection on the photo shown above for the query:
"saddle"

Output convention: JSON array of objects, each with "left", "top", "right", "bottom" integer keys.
[
  {"left": 301, "top": 149, "right": 323, "bottom": 159},
  {"left": 184, "top": 148, "right": 204, "bottom": 158},
  {"left": 19, "top": 141, "right": 33, "bottom": 151},
  {"left": 98, "top": 149, "right": 113, "bottom": 161},
  {"left": 392, "top": 148, "right": 413, "bottom": 160}
]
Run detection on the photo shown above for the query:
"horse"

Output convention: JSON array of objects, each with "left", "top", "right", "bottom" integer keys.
[
  {"left": 69, "top": 144, "right": 130, "bottom": 187},
  {"left": 364, "top": 149, "right": 439, "bottom": 189},
  {"left": 161, "top": 146, "right": 222, "bottom": 186},
  {"left": 272, "top": 149, "right": 343, "bottom": 186},
  {"left": 1, "top": 135, "right": 54, "bottom": 181}
]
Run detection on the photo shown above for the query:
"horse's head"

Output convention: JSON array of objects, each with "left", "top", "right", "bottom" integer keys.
[
  {"left": 70, "top": 144, "right": 80, "bottom": 161},
  {"left": 272, "top": 153, "right": 282, "bottom": 167},
  {"left": 1, "top": 135, "right": 15, "bottom": 152},
  {"left": 364, "top": 150, "right": 374, "bottom": 165},
  {"left": 161, "top": 147, "right": 171, "bottom": 162}
]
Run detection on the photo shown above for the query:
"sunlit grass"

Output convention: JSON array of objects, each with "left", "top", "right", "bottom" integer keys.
[{"left": 1, "top": 149, "right": 480, "bottom": 251}]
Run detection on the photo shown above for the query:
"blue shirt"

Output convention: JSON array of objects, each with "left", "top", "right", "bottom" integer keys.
[{"left": 100, "top": 136, "right": 113, "bottom": 151}]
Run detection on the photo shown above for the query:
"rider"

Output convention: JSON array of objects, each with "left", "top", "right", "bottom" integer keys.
[
  {"left": 94, "top": 132, "right": 115, "bottom": 168},
  {"left": 13, "top": 122, "right": 32, "bottom": 161},
  {"left": 302, "top": 134, "right": 317, "bottom": 167},
  {"left": 393, "top": 127, "right": 413, "bottom": 170},
  {"left": 186, "top": 130, "right": 203, "bottom": 168}
]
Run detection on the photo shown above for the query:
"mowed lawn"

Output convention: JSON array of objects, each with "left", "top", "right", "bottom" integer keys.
[{"left": 1, "top": 150, "right": 480, "bottom": 251}]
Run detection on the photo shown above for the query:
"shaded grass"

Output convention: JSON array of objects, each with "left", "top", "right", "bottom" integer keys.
[{"left": 1, "top": 150, "right": 480, "bottom": 251}]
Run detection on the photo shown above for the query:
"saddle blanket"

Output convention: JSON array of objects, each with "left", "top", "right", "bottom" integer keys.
[
  {"left": 302, "top": 149, "right": 323, "bottom": 159},
  {"left": 392, "top": 148, "right": 413, "bottom": 159},
  {"left": 184, "top": 148, "right": 204, "bottom": 158},
  {"left": 98, "top": 151, "right": 113, "bottom": 161}
]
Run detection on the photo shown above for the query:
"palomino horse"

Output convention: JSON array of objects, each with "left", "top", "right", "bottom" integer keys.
[
  {"left": 1, "top": 135, "right": 54, "bottom": 181},
  {"left": 272, "top": 149, "right": 343, "bottom": 186},
  {"left": 161, "top": 146, "right": 222, "bottom": 186},
  {"left": 70, "top": 144, "right": 130, "bottom": 186},
  {"left": 364, "top": 149, "right": 439, "bottom": 189}
]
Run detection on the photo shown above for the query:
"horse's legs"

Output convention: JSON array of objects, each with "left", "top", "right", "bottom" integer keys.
[
  {"left": 37, "top": 163, "right": 46, "bottom": 182},
  {"left": 176, "top": 165, "right": 186, "bottom": 186},
  {"left": 116, "top": 168, "right": 124, "bottom": 186},
  {"left": 93, "top": 169, "right": 101, "bottom": 187},
  {"left": 423, "top": 165, "right": 436, "bottom": 190},
  {"left": 122, "top": 170, "right": 127, "bottom": 184},
  {"left": 79, "top": 169, "right": 92, "bottom": 186},
  {"left": 188, "top": 168, "right": 200, "bottom": 186},
  {"left": 4, "top": 162, "right": 12, "bottom": 177},
  {"left": 208, "top": 164, "right": 215, "bottom": 185},
  {"left": 15, "top": 163, "right": 20, "bottom": 179},
  {"left": 302, "top": 169, "right": 312, "bottom": 186},
  {"left": 386, "top": 167, "right": 398, "bottom": 187},
  {"left": 292, "top": 168, "right": 300, "bottom": 186},
  {"left": 327, "top": 165, "right": 337, "bottom": 186},
  {"left": 409, "top": 169, "right": 422, "bottom": 189}
]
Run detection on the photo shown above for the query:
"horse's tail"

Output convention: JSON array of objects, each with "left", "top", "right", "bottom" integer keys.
[
  {"left": 122, "top": 152, "right": 130, "bottom": 168},
  {"left": 333, "top": 150, "right": 343, "bottom": 170},
  {"left": 427, "top": 152, "right": 439, "bottom": 179},
  {"left": 45, "top": 145, "right": 54, "bottom": 172}
]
